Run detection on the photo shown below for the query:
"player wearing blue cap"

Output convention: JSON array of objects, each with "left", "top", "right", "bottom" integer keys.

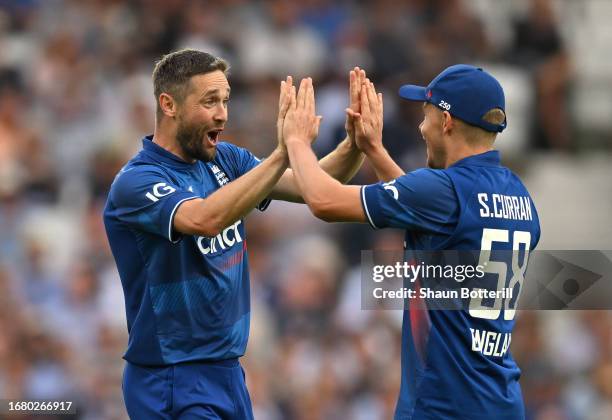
[
  {"left": 103, "top": 50, "right": 367, "bottom": 419},
  {"left": 283, "top": 65, "right": 541, "bottom": 419}
]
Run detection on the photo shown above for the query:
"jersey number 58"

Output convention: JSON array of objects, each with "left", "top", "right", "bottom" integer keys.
[{"left": 469, "top": 228, "right": 531, "bottom": 321}]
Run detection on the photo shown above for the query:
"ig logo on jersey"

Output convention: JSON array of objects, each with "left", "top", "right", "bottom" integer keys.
[{"left": 145, "top": 182, "right": 176, "bottom": 202}]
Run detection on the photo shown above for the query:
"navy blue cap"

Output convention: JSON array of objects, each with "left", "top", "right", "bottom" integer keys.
[{"left": 398, "top": 64, "right": 506, "bottom": 133}]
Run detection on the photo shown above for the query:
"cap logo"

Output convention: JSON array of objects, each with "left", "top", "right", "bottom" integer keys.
[
  {"left": 438, "top": 100, "right": 451, "bottom": 111},
  {"left": 426, "top": 90, "right": 432, "bottom": 98}
]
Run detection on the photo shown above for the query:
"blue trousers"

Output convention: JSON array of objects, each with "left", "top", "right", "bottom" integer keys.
[{"left": 122, "top": 358, "right": 254, "bottom": 419}]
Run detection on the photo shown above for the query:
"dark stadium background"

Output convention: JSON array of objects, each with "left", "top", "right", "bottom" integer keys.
[{"left": 0, "top": 1, "right": 610, "bottom": 419}]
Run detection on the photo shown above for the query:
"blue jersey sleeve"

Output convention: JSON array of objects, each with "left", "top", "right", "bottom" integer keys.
[
  {"left": 108, "top": 165, "right": 199, "bottom": 242},
  {"left": 217, "top": 142, "right": 271, "bottom": 210},
  {"left": 360, "top": 168, "right": 458, "bottom": 233}
]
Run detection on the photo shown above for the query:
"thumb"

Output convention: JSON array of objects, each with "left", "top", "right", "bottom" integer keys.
[
  {"left": 345, "top": 109, "right": 355, "bottom": 129},
  {"left": 345, "top": 108, "right": 361, "bottom": 122},
  {"left": 353, "top": 112, "right": 365, "bottom": 134},
  {"left": 345, "top": 107, "right": 358, "bottom": 117}
]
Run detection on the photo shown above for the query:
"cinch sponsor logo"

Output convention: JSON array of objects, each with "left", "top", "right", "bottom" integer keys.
[{"left": 196, "top": 220, "right": 243, "bottom": 255}]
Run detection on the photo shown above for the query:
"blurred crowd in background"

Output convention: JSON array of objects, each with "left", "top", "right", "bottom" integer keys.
[{"left": 0, "top": 0, "right": 611, "bottom": 419}]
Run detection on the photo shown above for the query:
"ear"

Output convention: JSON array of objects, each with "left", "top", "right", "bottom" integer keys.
[
  {"left": 159, "top": 93, "right": 178, "bottom": 118},
  {"left": 441, "top": 111, "right": 454, "bottom": 135}
]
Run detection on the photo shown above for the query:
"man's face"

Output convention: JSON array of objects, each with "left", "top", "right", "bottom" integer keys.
[
  {"left": 175, "top": 70, "right": 230, "bottom": 162},
  {"left": 419, "top": 103, "right": 447, "bottom": 169}
]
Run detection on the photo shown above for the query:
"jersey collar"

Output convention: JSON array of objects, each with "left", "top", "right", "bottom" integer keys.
[
  {"left": 450, "top": 150, "right": 501, "bottom": 168},
  {"left": 141, "top": 135, "right": 197, "bottom": 168}
]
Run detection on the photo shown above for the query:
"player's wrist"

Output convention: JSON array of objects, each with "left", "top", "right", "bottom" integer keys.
[
  {"left": 271, "top": 145, "right": 290, "bottom": 164},
  {"left": 343, "top": 136, "right": 361, "bottom": 153},
  {"left": 285, "top": 135, "right": 310, "bottom": 148},
  {"left": 362, "top": 141, "right": 386, "bottom": 157}
]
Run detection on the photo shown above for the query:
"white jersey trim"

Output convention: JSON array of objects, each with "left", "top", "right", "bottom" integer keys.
[
  {"left": 168, "top": 196, "right": 199, "bottom": 243},
  {"left": 361, "top": 186, "right": 378, "bottom": 229}
]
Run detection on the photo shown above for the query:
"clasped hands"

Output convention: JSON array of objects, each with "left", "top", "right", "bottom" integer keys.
[{"left": 276, "top": 67, "right": 384, "bottom": 154}]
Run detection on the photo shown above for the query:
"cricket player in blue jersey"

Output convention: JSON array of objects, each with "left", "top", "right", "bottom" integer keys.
[
  {"left": 103, "top": 49, "right": 367, "bottom": 419},
  {"left": 283, "top": 65, "right": 541, "bottom": 419}
]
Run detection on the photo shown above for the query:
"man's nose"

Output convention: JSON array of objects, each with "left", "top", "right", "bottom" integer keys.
[{"left": 214, "top": 104, "right": 227, "bottom": 123}]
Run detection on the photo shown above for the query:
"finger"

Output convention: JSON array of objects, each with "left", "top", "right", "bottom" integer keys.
[
  {"left": 345, "top": 109, "right": 355, "bottom": 130},
  {"left": 289, "top": 85, "right": 297, "bottom": 110},
  {"left": 314, "top": 115, "right": 323, "bottom": 138},
  {"left": 303, "top": 78, "right": 310, "bottom": 114},
  {"left": 305, "top": 78, "right": 314, "bottom": 115},
  {"left": 359, "top": 71, "right": 368, "bottom": 106},
  {"left": 360, "top": 82, "right": 371, "bottom": 117},
  {"left": 297, "top": 78, "right": 308, "bottom": 110},
  {"left": 378, "top": 92, "right": 384, "bottom": 117},
  {"left": 349, "top": 70, "right": 359, "bottom": 112},
  {"left": 345, "top": 111, "right": 354, "bottom": 125},
  {"left": 349, "top": 71, "right": 361, "bottom": 112},
  {"left": 295, "top": 78, "right": 304, "bottom": 110},
  {"left": 307, "top": 78, "right": 314, "bottom": 114},
  {"left": 359, "top": 69, "right": 366, "bottom": 89},
  {"left": 354, "top": 66, "right": 362, "bottom": 89},
  {"left": 345, "top": 108, "right": 360, "bottom": 119},
  {"left": 353, "top": 111, "right": 365, "bottom": 135},
  {"left": 286, "top": 84, "right": 294, "bottom": 111},
  {"left": 278, "top": 80, "right": 285, "bottom": 108},
  {"left": 303, "top": 78, "right": 310, "bottom": 110},
  {"left": 284, "top": 76, "right": 293, "bottom": 97},
  {"left": 366, "top": 81, "right": 378, "bottom": 115},
  {"left": 279, "top": 80, "right": 292, "bottom": 117}
]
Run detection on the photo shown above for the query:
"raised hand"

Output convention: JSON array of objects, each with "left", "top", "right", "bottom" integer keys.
[
  {"left": 345, "top": 67, "right": 366, "bottom": 145},
  {"left": 283, "top": 77, "right": 322, "bottom": 147},
  {"left": 346, "top": 78, "right": 384, "bottom": 154},
  {"left": 277, "top": 76, "right": 293, "bottom": 151}
]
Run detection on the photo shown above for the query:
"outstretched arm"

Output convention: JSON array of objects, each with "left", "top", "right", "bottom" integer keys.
[
  {"left": 283, "top": 78, "right": 367, "bottom": 223},
  {"left": 173, "top": 78, "right": 294, "bottom": 237},
  {"left": 268, "top": 68, "right": 367, "bottom": 202},
  {"left": 287, "top": 141, "right": 365, "bottom": 222},
  {"left": 175, "top": 148, "right": 290, "bottom": 236},
  {"left": 269, "top": 138, "right": 363, "bottom": 203}
]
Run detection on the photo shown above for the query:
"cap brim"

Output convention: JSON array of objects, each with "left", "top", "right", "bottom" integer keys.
[{"left": 398, "top": 85, "right": 427, "bottom": 101}]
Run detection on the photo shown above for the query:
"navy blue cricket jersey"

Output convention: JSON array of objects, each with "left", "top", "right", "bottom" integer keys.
[
  {"left": 361, "top": 150, "right": 540, "bottom": 419},
  {"left": 104, "top": 136, "right": 268, "bottom": 366}
]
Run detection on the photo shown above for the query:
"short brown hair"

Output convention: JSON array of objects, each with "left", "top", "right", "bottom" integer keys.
[
  {"left": 152, "top": 49, "right": 229, "bottom": 119},
  {"left": 457, "top": 108, "right": 506, "bottom": 143},
  {"left": 481, "top": 108, "right": 506, "bottom": 126}
]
